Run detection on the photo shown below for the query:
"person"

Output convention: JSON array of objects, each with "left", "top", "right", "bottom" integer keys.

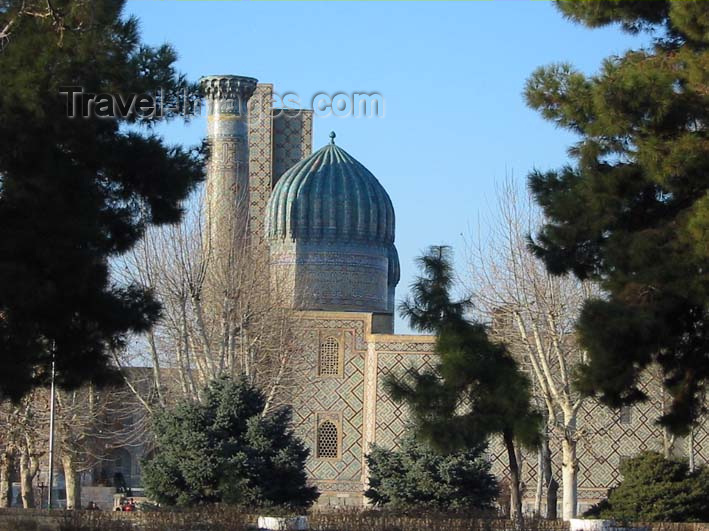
[
  {"left": 87, "top": 501, "right": 100, "bottom": 510},
  {"left": 122, "top": 498, "right": 136, "bottom": 512}
]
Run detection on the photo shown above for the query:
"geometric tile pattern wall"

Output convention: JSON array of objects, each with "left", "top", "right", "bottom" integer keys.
[
  {"left": 247, "top": 312, "right": 709, "bottom": 509},
  {"left": 247, "top": 83, "right": 275, "bottom": 251},
  {"left": 375, "top": 351, "right": 435, "bottom": 449},
  {"left": 487, "top": 369, "right": 709, "bottom": 510},
  {"left": 290, "top": 315, "right": 370, "bottom": 495},
  {"left": 272, "top": 109, "right": 313, "bottom": 188},
  {"left": 287, "top": 314, "right": 438, "bottom": 503},
  {"left": 282, "top": 310, "right": 709, "bottom": 509},
  {"left": 276, "top": 310, "right": 709, "bottom": 509},
  {"left": 296, "top": 317, "right": 709, "bottom": 510}
]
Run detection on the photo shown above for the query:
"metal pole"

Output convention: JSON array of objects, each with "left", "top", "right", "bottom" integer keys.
[{"left": 47, "top": 355, "right": 56, "bottom": 509}]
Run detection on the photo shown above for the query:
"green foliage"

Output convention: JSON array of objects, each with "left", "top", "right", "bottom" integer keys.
[
  {"left": 525, "top": 0, "right": 709, "bottom": 432},
  {"left": 364, "top": 431, "right": 498, "bottom": 510},
  {"left": 387, "top": 246, "right": 542, "bottom": 454},
  {"left": 555, "top": 1, "right": 670, "bottom": 34},
  {"left": 386, "top": 246, "right": 540, "bottom": 523},
  {"left": 0, "top": 0, "right": 204, "bottom": 399},
  {"left": 141, "top": 377, "right": 318, "bottom": 510},
  {"left": 584, "top": 451, "right": 709, "bottom": 522}
]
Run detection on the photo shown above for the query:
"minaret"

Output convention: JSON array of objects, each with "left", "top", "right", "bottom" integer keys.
[{"left": 200, "top": 75, "right": 258, "bottom": 260}]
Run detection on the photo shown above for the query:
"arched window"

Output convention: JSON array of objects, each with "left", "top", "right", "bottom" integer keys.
[
  {"left": 317, "top": 420, "right": 339, "bottom": 459},
  {"left": 319, "top": 336, "right": 341, "bottom": 376}
]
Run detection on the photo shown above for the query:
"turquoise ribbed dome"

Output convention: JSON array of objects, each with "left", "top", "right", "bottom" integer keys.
[{"left": 266, "top": 135, "right": 395, "bottom": 244}]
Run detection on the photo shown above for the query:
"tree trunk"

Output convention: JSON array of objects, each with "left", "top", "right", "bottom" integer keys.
[
  {"left": 62, "top": 454, "right": 81, "bottom": 510},
  {"left": 19, "top": 450, "right": 34, "bottom": 509},
  {"left": 547, "top": 478, "right": 559, "bottom": 520},
  {"left": 661, "top": 383, "right": 676, "bottom": 458},
  {"left": 503, "top": 429, "right": 524, "bottom": 530},
  {"left": 534, "top": 444, "right": 543, "bottom": 516},
  {"left": 688, "top": 428, "right": 695, "bottom": 473},
  {"left": 0, "top": 448, "right": 12, "bottom": 508},
  {"left": 543, "top": 437, "right": 558, "bottom": 519},
  {"left": 663, "top": 428, "right": 676, "bottom": 458},
  {"left": 561, "top": 436, "right": 577, "bottom": 520},
  {"left": 515, "top": 442, "right": 524, "bottom": 487}
]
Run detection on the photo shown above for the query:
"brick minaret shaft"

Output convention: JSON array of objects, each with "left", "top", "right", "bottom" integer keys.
[{"left": 201, "top": 75, "right": 258, "bottom": 261}]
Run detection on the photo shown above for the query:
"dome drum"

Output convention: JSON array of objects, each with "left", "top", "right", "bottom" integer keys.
[{"left": 270, "top": 240, "right": 393, "bottom": 313}]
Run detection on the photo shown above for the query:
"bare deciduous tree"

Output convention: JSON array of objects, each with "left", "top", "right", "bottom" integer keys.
[
  {"left": 0, "top": 403, "right": 23, "bottom": 507},
  {"left": 0, "top": 381, "right": 143, "bottom": 510},
  {"left": 117, "top": 190, "right": 306, "bottom": 413},
  {"left": 466, "top": 178, "right": 597, "bottom": 520},
  {"left": 55, "top": 384, "right": 142, "bottom": 509},
  {"left": 14, "top": 392, "right": 47, "bottom": 509},
  {"left": 0, "top": 393, "right": 60, "bottom": 508}
]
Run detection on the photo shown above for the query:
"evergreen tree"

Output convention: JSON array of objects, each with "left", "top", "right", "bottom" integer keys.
[
  {"left": 365, "top": 429, "right": 498, "bottom": 511},
  {"left": 0, "top": 0, "right": 204, "bottom": 399},
  {"left": 586, "top": 451, "right": 709, "bottom": 522},
  {"left": 142, "top": 376, "right": 319, "bottom": 509},
  {"left": 385, "top": 246, "right": 541, "bottom": 527},
  {"left": 525, "top": 0, "right": 709, "bottom": 433}
]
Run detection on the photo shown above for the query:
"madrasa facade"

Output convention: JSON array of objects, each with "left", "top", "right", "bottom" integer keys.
[{"left": 198, "top": 74, "right": 709, "bottom": 514}]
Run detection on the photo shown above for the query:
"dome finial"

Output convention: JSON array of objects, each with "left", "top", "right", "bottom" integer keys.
[{"left": 329, "top": 131, "right": 336, "bottom": 145}]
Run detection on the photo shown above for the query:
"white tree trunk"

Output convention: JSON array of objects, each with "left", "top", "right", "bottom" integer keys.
[
  {"left": 62, "top": 454, "right": 81, "bottom": 509},
  {"left": 561, "top": 436, "right": 577, "bottom": 520},
  {"left": 534, "top": 444, "right": 543, "bottom": 515},
  {"left": 663, "top": 428, "right": 676, "bottom": 458},
  {"left": 19, "top": 450, "right": 34, "bottom": 509},
  {"left": 688, "top": 428, "right": 695, "bottom": 473},
  {"left": 543, "top": 437, "right": 558, "bottom": 519},
  {"left": 0, "top": 449, "right": 12, "bottom": 508}
]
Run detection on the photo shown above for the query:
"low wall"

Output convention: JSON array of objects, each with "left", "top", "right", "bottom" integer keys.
[
  {"left": 80, "top": 486, "right": 116, "bottom": 510},
  {"left": 0, "top": 509, "right": 64, "bottom": 531},
  {"left": 1, "top": 509, "right": 708, "bottom": 531}
]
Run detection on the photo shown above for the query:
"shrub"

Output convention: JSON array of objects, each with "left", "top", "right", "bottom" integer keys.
[
  {"left": 584, "top": 451, "right": 709, "bottom": 522},
  {"left": 364, "top": 431, "right": 498, "bottom": 510},
  {"left": 142, "top": 376, "right": 318, "bottom": 510}
]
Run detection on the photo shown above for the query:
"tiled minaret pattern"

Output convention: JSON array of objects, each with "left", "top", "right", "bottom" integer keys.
[{"left": 201, "top": 75, "right": 258, "bottom": 258}]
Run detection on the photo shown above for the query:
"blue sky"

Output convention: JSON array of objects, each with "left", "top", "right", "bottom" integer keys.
[{"left": 125, "top": 0, "right": 647, "bottom": 333}]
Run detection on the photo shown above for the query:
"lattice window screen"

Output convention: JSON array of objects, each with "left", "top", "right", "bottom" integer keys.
[
  {"left": 319, "top": 337, "right": 340, "bottom": 376},
  {"left": 317, "top": 420, "right": 339, "bottom": 459}
]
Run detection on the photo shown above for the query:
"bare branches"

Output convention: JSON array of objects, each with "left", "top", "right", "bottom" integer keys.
[
  {"left": 0, "top": 0, "right": 92, "bottom": 52},
  {"left": 466, "top": 177, "right": 594, "bottom": 422},
  {"left": 117, "top": 188, "right": 307, "bottom": 414},
  {"left": 464, "top": 176, "right": 599, "bottom": 519}
]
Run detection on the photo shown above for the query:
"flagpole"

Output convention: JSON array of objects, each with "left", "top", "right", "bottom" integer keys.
[{"left": 47, "top": 350, "right": 56, "bottom": 509}]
